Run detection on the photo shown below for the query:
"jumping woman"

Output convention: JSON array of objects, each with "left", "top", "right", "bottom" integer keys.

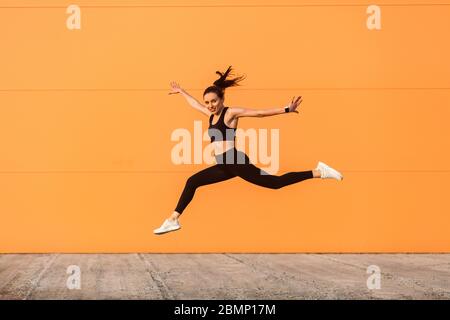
[{"left": 154, "top": 66, "right": 343, "bottom": 235}]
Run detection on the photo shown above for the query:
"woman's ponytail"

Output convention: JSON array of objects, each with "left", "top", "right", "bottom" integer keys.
[
  {"left": 204, "top": 66, "right": 246, "bottom": 99},
  {"left": 213, "top": 65, "right": 245, "bottom": 89}
]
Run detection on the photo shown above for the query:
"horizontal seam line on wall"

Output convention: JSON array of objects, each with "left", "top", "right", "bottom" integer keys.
[
  {"left": 0, "top": 170, "right": 449, "bottom": 174},
  {"left": 1, "top": 4, "right": 450, "bottom": 8},
  {"left": 1, "top": 88, "right": 450, "bottom": 92}
]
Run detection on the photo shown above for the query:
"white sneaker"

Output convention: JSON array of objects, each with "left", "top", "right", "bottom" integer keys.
[
  {"left": 316, "top": 161, "right": 343, "bottom": 181},
  {"left": 153, "top": 219, "right": 181, "bottom": 235}
]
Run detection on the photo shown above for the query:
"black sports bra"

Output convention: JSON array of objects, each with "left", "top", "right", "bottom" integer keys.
[{"left": 208, "top": 107, "right": 236, "bottom": 143}]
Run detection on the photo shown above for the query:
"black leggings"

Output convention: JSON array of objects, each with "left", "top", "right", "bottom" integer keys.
[{"left": 174, "top": 148, "right": 314, "bottom": 214}]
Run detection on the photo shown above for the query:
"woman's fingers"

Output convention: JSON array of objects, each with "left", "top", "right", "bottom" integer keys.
[
  {"left": 290, "top": 95, "right": 302, "bottom": 107},
  {"left": 169, "top": 81, "right": 180, "bottom": 94},
  {"left": 286, "top": 95, "right": 303, "bottom": 113},
  {"left": 169, "top": 81, "right": 182, "bottom": 94}
]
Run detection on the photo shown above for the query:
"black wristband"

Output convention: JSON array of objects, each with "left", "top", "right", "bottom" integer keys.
[{"left": 284, "top": 106, "right": 290, "bottom": 113}]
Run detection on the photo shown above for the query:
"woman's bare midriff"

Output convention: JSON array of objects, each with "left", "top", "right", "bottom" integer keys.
[{"left": 212, "top": 140, "right": 235, "bottom": 156}]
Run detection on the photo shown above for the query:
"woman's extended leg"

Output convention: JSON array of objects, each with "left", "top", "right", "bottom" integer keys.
[
  {"left": 154, "top": 165, "right": 235, "bottom": 234},
  {"left": 219, "top": 150, "right": 313, "bottom": 189},
  {"left": 174, "top": 164, "right": 235, "bottom": 215},
  {"left": 232, "top": 162, "right": 315, "bottom": 189}
]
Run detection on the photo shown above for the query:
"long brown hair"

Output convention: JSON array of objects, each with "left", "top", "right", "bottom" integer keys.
[{"left": 203, "top": 66, "right": 246, "bottom": 99}]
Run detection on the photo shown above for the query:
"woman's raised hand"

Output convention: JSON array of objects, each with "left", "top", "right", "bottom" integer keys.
[
  {"left": 287, "top": 96, "right": 303, "bottom": 113},
  {"left": 169, "top": 81, "right": 184, "bottom": 95}
]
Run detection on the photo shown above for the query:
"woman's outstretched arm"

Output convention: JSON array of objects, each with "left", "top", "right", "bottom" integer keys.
[
  {"left": 168, "top": 81, "right": 211, "bottom": 117},
  {"left": 229, "top": 96, "right": 302, "bottom": 119}
]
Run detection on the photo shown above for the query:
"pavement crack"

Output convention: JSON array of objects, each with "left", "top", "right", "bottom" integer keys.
[
  {"left": 222, "top": 254, "right": 343, "bottom": 299},
  {"left": 136, "top": 254, "right": 173, "bottom": 299},
  {"left": 23, "top": 254, "right": 59, "bottom": 300}
]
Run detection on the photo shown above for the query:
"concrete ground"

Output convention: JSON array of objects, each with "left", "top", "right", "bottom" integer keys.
[{"left": 0, "top": 254, "right": 449, "bottom": 300}]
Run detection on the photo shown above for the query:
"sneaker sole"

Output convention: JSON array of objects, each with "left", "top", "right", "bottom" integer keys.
[
  {"left": 327, "top": 167, "right": 343, "bottom": 181},
  {"left": 154, "top": 226, "right": 181, "bottom": 235},
  {"left": 318, "top": 162, "right": 343, "bottom": 180}
]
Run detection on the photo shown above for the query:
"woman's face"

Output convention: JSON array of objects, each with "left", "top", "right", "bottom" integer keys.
[{"left": 203, "top": 92, "right": 224, "bottom": 115}]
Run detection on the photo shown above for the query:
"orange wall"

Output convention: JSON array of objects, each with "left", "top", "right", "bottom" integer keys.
[{"left": 1, "top": 0, "right": 449, "bottom": 252}]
